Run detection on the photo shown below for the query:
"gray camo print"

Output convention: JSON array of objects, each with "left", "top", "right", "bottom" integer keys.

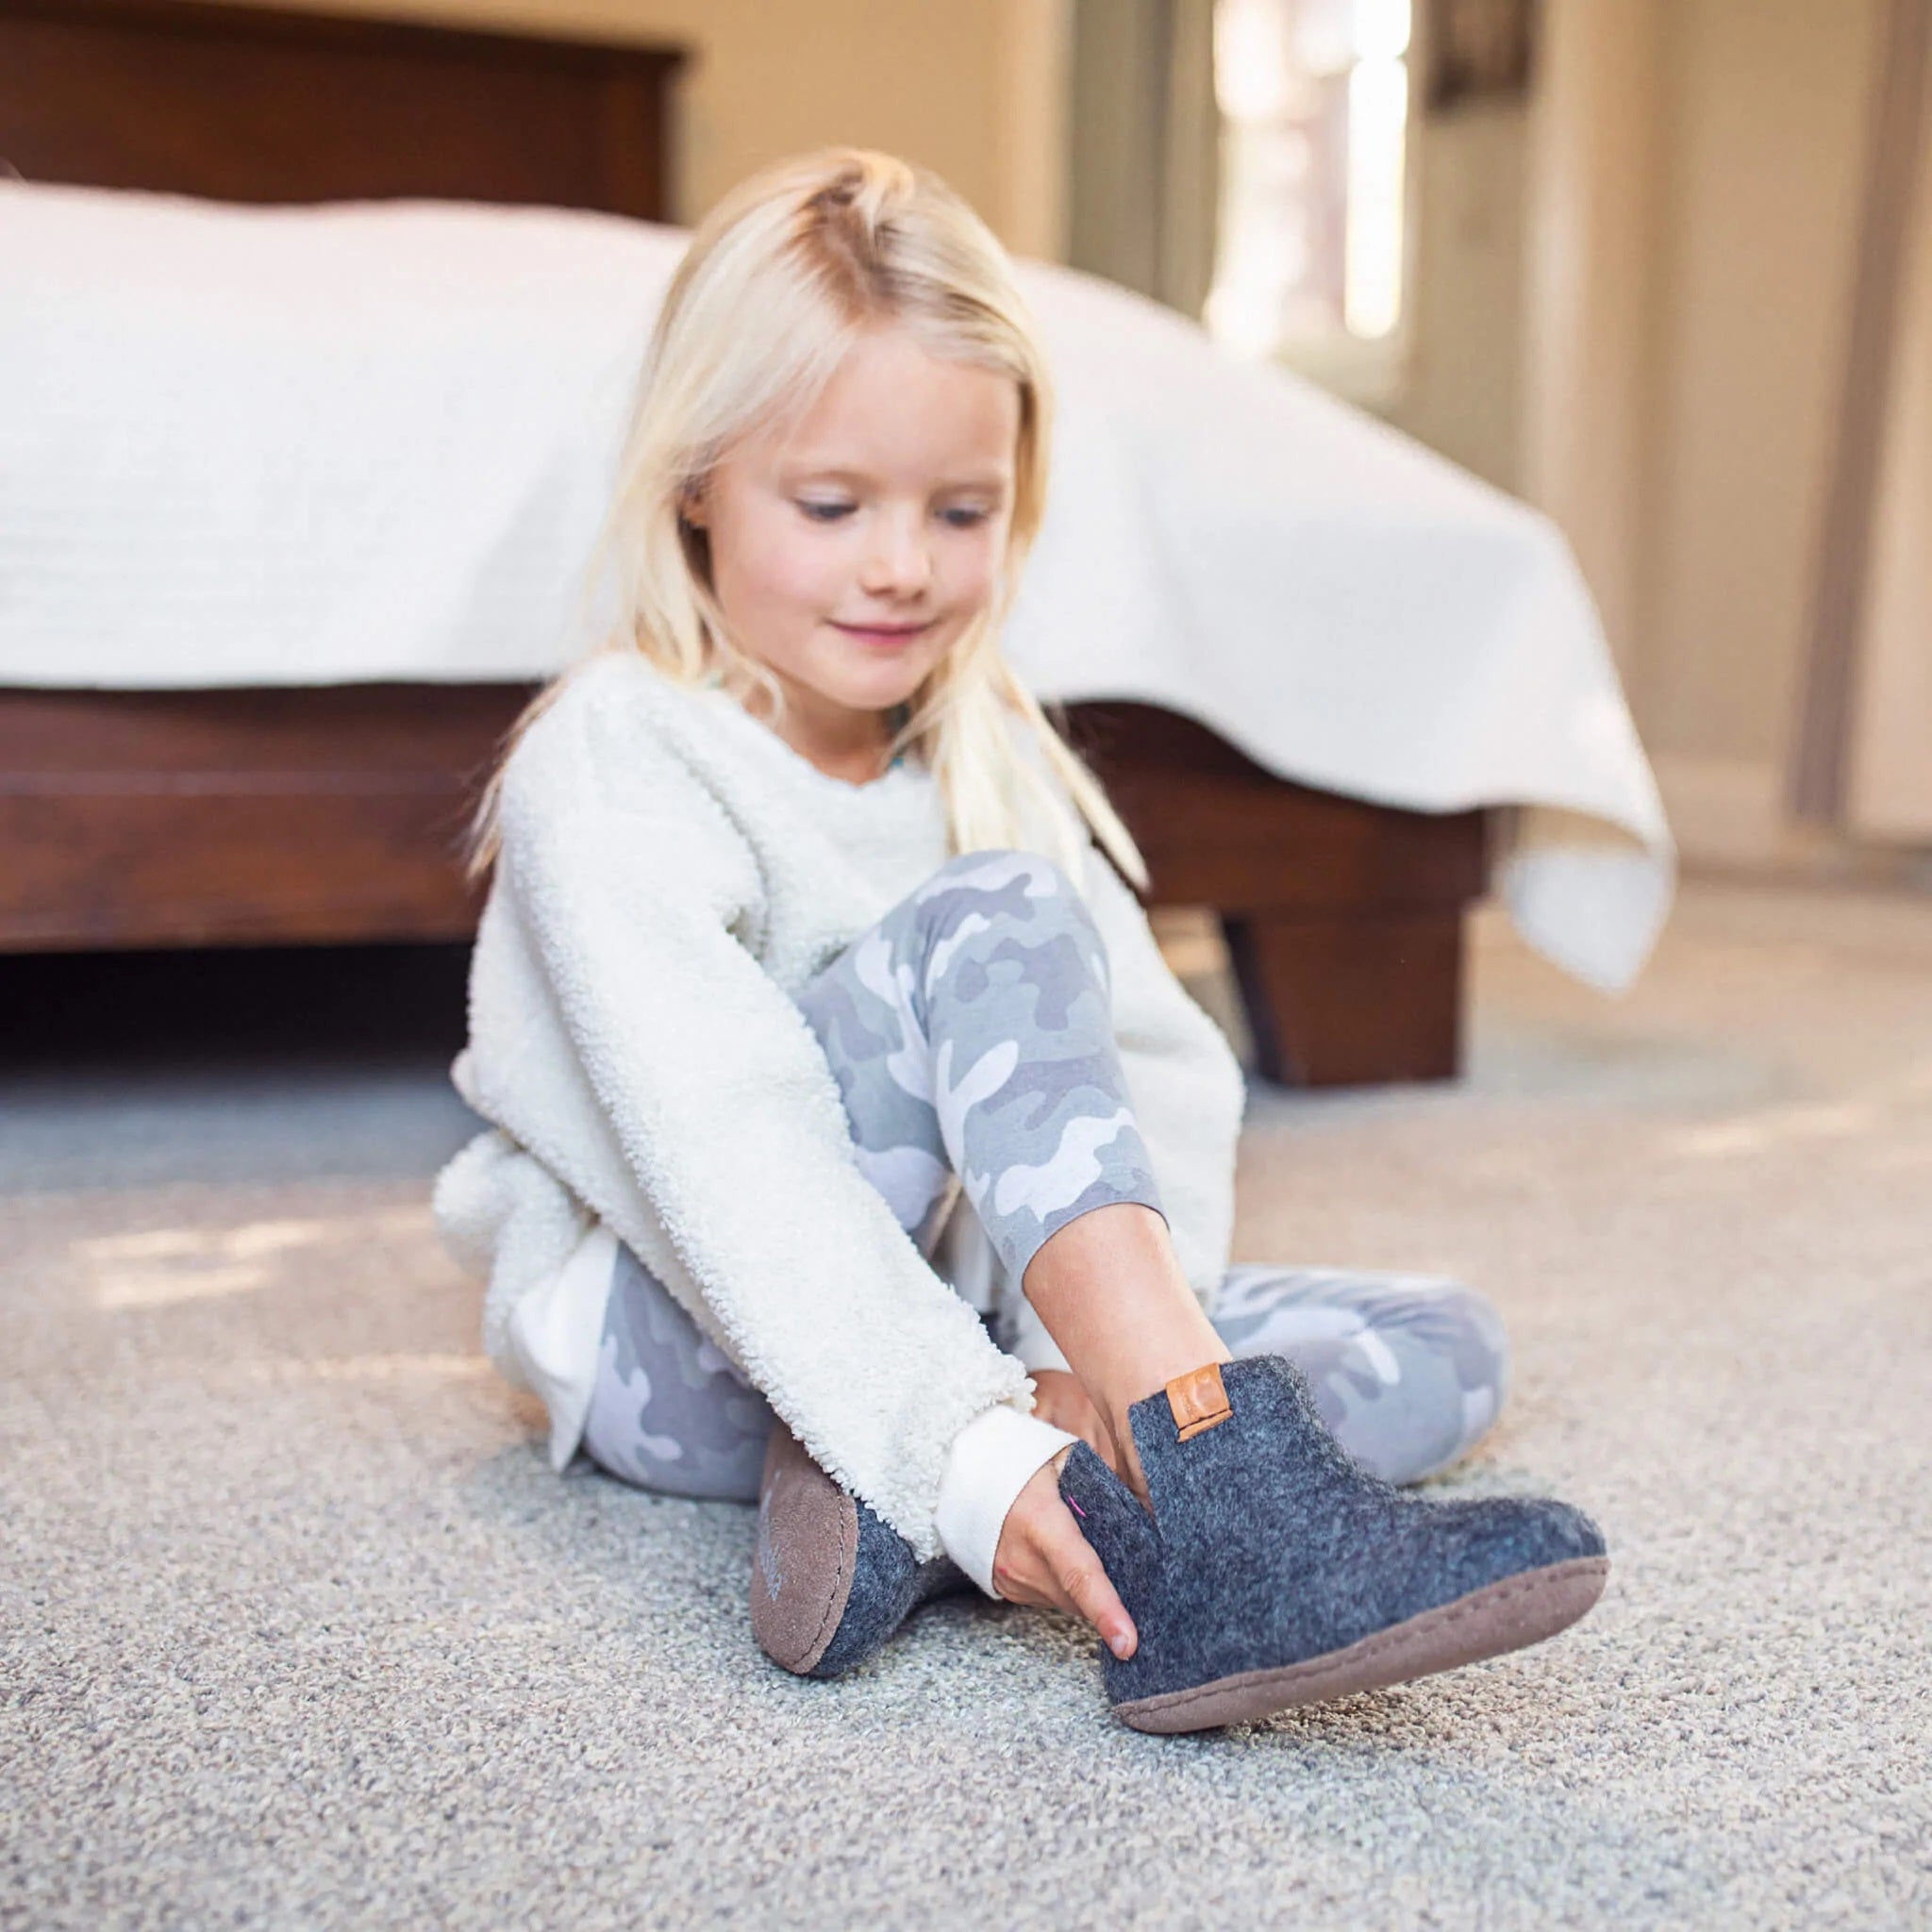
[
  {"left": 580, "top": 1241, "right": 778, "bottom": 1501},
  {"left": 1209, "top": 1263, "right": 1510, "bottom": 1486},
  {"left": 793, "top": 848, "right": 1168, "bottom": 1283},
  {"left": 579, "top": 849, "right": 1510, "bottom": 1503}
]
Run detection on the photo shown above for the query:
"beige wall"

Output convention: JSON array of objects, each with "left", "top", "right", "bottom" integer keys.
[
  {"left": 1846, "top": 43, "right": 1932, "bottom": 841},
  {"left": 1638, "top": 0, "right": 1881, "bottom": 773},
  {"left": 1259, "top": 0, "right": 1890, "bottom": 870},
  {"left": 216, "top": 0, "right": 1070, "bottom": 256},
  {"left": 1520, "top": 0, "right": 1664, "bottom": 683},
  {"left": 1521, "top": 0, "right": 1896, "bottom": 873},
  {"left": 1378, "top": 99, "right": 1531, "bottom": 498}
]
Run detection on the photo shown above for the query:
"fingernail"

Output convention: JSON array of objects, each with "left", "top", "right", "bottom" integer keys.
[{"left": 1108, "top": 1627, "right": 1135, "bottom": 1659}]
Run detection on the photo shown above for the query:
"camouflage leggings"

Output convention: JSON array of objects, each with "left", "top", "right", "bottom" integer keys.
[{"left": 581, "top": 850, "right": 1509, "bottom": 1505}]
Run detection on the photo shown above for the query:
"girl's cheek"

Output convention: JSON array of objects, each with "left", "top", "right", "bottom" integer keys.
[
  {"left": 760, "top": 527, "right": 850, "bottom": 608},
  {"left": 947, "top": 537, "right": 1005, "bottom": 608},
  {"left": 721, "top": 533, "right": 832, "bottom": 617}
]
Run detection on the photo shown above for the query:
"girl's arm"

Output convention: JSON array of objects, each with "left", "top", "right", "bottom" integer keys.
[{"left": 473, "top": 706, "right": 1061, "bottom": 1564}]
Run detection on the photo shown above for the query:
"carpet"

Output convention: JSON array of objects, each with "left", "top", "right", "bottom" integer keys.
[{"left": 3, "top": 878, "right": 1926, "bottom": 1926}]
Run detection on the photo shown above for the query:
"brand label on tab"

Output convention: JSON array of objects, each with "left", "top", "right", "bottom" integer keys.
[{"left": 1166, "top": 1361, "right": 1233, "bottom": 1441}]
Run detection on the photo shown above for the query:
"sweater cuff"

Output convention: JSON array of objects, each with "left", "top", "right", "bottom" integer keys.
[
  {"left": 504, "top": 1220, "right": 619, "bottom": 1473},
  {"left": 933, "top": 1402, "right": 1080, "bottom": 1599}
]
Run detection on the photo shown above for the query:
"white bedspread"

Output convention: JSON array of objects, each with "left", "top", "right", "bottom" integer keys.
[{"left": 0, "top": 181, "right": 1674, "bottom": 994}]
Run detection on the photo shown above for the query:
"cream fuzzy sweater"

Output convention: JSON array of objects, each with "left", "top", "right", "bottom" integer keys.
[{"left": 429, "top": 649, "right": 1247, "bottom": 1589}]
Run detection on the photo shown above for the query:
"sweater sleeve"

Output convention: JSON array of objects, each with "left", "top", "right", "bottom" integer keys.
[{"left": 488, "top": 714, "right": 1041, "bottom": 1561}]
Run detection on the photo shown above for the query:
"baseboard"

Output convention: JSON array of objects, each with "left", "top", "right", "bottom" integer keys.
[
  {"left": 1649, "top": 756, "right": 1793, "bottom": 868},
  {"left": 1652, "top": 754, "right": 1932, "bottom": 887}
]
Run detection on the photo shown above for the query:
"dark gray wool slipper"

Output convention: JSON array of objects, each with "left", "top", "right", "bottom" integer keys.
[
  {"left": 749, "top": 1424, "right": 973, "bottom": 1679},
  {"left": 1057, "top": 1355, "right": 1608, "bottom": 1733}
]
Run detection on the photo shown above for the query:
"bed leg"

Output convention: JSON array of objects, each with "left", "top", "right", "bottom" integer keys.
[{"left": 1220, "top": 908, "right": 1465, "bottom": 1089}]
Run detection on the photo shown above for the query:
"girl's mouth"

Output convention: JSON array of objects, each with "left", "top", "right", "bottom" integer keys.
[{"left": 832, "top": 621, "right": 932, "bottom": 648}]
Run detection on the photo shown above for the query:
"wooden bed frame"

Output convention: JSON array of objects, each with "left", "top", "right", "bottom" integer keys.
[{"left": 0, "top": 0, "right": 1489, "bottom": 1088}]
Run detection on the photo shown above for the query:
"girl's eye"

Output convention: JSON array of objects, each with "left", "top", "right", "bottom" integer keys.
[{"left": 794, "top": 500, "right": 993, "bottom": 528}]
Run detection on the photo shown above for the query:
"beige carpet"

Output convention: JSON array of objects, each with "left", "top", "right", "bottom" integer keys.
[{"left": 3, "top": 876, "right": 1927, "bottom": 1927}]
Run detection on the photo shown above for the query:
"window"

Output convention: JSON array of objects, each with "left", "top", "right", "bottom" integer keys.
[{"left": 1205, "top": 0, "right": 1417, "bottom": 402}]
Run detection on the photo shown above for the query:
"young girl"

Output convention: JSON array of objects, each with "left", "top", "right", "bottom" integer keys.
[{"left": 432, "top": 148, "right": 1607, "bottom": 1732}]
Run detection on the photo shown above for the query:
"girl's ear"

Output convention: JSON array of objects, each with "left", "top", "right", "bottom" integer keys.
[{"left": 678, "top": 480, "right": 708, "bottom": 529}]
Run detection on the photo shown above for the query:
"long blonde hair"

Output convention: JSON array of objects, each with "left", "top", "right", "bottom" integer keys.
[{"left": 460, "top": 145, "right": 1149, "bottom": 894}]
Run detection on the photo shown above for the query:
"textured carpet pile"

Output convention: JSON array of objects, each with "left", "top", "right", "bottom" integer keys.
[{"left": 3, "top": 878, "right": 1927, "bottom": 1926}]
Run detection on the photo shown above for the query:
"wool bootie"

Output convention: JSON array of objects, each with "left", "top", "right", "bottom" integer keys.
[
  {"left": 749, "top": 1424, "right": 974, "bottom": 1679},
  {"left": 1058, "top": 1355, "right": 1608, "bottom": 1733}
]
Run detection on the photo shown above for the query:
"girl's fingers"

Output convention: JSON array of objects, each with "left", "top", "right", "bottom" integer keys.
[
  {"left": 1042, "top": 1509, "right": 1138, "bottom": 1660},
  {"left": 991, "top": 1458, "right": 1139, "bottom": 1658}
]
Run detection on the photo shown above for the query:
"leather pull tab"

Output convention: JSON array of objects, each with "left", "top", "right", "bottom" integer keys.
[{"left": 1165, "top": 1361, "right": 1233, "bottom": 1441}]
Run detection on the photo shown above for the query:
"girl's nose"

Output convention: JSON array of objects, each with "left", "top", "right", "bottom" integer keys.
[{"left": 858, "top": 510, "right": 933, "bottom": 595}]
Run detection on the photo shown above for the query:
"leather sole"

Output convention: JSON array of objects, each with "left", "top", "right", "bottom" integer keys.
[
  {"left": 1114, "top": 1554, "right": 1610, "bottom": 1734},
  {"left": 749, "top": 1425, "right": 859, "bottom": 1676}
]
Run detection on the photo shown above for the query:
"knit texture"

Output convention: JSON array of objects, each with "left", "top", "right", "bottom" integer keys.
[
  {"left": 1058, "top": 1355, "right": 1607, "bottom": 1708},
  {"left": 807, "top": 1516, "right": 974, "bottom": 1680},
  {"left": 430, "top": 649, "right": 1248, "bottom": 1557}
]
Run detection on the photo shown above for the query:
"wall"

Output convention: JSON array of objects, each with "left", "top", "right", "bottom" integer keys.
[
  {"left": 1520, "top": 0, "right": 1897, "bottom": 874},
  {"left": 1520, "top": 0, "right": 1664, "bottom": 684},
  {"left": 1638, "top": 0, "right": 1881, "bottom": 775},
  {"left": 1313, "top": 0, "right": 1887, "bottom": 871},
  {"left": 214, "top": 0, "right": 1071, "bottom": 256},
  {"left": 1845, "top": 33, "right": 1932, "bottom": 842},
  {"left": 1378, "top": 97, "right": 1531, "bottom": 498}
]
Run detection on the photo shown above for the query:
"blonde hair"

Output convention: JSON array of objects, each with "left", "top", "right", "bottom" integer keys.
[{"left": 460, "top": 145, "right": 1149, "bottom": 895}]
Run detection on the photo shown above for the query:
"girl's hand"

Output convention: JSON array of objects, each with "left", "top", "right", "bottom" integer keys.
[
  {"left": 1028, "top": 1368, "right": 1118, "bottom": 1473},
  {"left": 991, "top": 1450, "right": 1138, "bottom": 1660}
]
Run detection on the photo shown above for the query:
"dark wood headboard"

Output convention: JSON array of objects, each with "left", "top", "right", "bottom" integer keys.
[{"left": 0, "top": 0, "right": 686, "bottom": 213}]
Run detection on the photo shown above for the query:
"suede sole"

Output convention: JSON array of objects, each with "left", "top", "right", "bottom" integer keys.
[
  {"left": 750, "top": 1426, "right": 859, "bottom": 1676},
  {"left": 1113, "top": 1554, "right": 1610, "bottom": 1734}
]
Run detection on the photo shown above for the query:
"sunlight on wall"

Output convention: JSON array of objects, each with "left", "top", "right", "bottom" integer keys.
[{"left": 1207, "top": 0, "right": 1412, "bottom": 357}]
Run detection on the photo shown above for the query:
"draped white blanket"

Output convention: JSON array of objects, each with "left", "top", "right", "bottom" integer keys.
[{"left": 0, "top": 180, "right": 1674, "bottom": 991}]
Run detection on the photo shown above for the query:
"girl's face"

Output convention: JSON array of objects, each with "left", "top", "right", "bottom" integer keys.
[{"left": 686, "top": 325, "right": 1022, "bottom": 779}]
